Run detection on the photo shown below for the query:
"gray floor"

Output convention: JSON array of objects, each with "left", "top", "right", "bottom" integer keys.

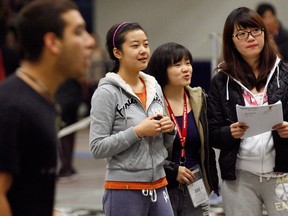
[
  {"left": 54, "top": 127, "right": 224, "bottom": 216},
  {"left": 55, "top": 127, "right": 105, "bottom": 215}
]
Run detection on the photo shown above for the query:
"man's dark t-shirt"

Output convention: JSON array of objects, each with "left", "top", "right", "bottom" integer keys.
[{"left": 0, "top": 75, "right": 58, "bottom": 216}]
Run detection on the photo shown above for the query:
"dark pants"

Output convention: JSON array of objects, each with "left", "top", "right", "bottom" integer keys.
[
  {"left": 168, "top": 185, "right": 209, "bottom": 216},
  {"left": 103, "top": 187, "right": 174, "bottom": 216}
]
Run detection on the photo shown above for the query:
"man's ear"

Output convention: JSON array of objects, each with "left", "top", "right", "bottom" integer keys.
[
  {"left": 43, "top": 32, "right": 62, "bottom": 55},
  {"left": 113, "top": 47, "right": 122, "bottom": 59}
]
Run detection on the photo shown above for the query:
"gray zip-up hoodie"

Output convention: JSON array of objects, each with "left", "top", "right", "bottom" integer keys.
[{"left": 89, "top": 72, "right": 175, "bottom": 183}]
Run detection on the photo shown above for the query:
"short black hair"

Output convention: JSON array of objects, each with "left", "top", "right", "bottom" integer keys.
[
  {"left": 256, "top": 3, "right": 276, "bottom": 16},
  {"left": 148, "top": 42, "right": 193, "bottom": 88},
  {"left": 16, "top": 0, "right": 78, "bottom": 62}
]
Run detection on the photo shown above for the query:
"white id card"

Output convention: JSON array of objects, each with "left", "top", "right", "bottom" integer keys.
[{"left": 187, "top": 164, "right": 209, "bottom": 207}]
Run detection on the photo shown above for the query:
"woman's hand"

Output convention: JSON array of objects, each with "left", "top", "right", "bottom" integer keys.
[
  {"left": 273, "top": 121, "right": 288, "bottom": 138},
  {"left": 133, "top": 114, "right": 175, "bottom": 138},
  {"left": 176, "top": 166, "right": 195, "bottom": 185},
  {"left": 134, "top": 115, "right": 162, "bottom": 137},
  {"left": 158, "top": 115, "right": 175, "bottom": 133},
  {"left": 230, "top": 122, "right": 249, "bottom": 139}
]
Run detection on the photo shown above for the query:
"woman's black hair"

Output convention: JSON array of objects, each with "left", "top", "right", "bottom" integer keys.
[
  {"left": 106, "top": 22, "right": 145, "bottom": 72},
  {"left": 148, "top": 42, "right": 193, "bottom": 88},
  {"left": 219, "top": 7, "right": 278, "bottom": 90}
]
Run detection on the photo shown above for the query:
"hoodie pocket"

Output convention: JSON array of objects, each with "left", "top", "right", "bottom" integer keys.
[{"left": 110, "top": 140, "right": 152, "bottom": 170}]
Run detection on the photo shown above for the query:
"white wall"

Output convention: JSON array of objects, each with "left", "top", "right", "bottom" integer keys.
[{"left": 94, "top": 0, "right": 288, "bottom": 60}]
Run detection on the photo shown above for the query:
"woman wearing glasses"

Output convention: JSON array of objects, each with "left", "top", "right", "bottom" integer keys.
[{"left": 207, "top": 7, "right": 288, "bottom": 216}]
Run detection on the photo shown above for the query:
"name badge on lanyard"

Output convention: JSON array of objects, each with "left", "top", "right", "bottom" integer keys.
[{"left": 187, "top": 164, "right": 209, "bottom": 207}]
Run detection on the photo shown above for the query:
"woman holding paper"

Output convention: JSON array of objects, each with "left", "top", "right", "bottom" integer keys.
[{"left": 207, "top": 7, "right": 288, "bottom": 216}]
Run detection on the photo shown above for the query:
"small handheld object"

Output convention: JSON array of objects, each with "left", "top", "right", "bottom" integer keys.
[
  {"left": 154, "top": 116, "right": 162, "bottom": 120},
  {"left": 187, "top": 164, "right": 209, "bottom": 207}
]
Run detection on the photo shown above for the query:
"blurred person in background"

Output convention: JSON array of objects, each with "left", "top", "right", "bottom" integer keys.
[
  {"left": 256, "top": 3, "right": 288, "bottom": 61},
  {"left": 82, "top": 33, "right": 111, "bottom": 116},
  {"left": 56, "top": 78, "right": 83, "bottom": 182},
  {"left": 0, "top": 0, "right": 94, "bottom": 215},
  {"left": 1, "top": 25, "right": 21, "bottom": 77}
]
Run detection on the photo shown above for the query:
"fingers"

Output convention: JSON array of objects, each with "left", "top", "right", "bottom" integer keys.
[
  {"left": 138, "top": 115, "right": 174, "bottom": 136},
  {"left": 158, "top": 116, "right": 174, "bottom": 133},
  {"left": 148, "top": 115, "right": 158, "bottom": 120},
  {"left": 277, "top": 131, "right": 288, "bottom": 138},
  {"left": 134, "top": 117, "right": 162, "bottom": 137},
  {"left": 273, "top": 121, "right": 287, "bottom": 130},
  {"left": 177, "top": 166, "right": 195, "bottom": 185},
  {"left": 274, "top": 122, "right": 288, "bottom": 138},
  {"left": 229, "top": 121, "right": 288, "bottom": 139},
  {"left": 230, "top": 122, "right": 248, "bottom": 130},
  {"left": 149, "top": 115, "right": 172, "bottom": 132},
  {"left": 230, "top": 122, "right": 248, "bottom": 139},
  {"left": 179, "top": 176, "right": 192, "bottom": 185}
]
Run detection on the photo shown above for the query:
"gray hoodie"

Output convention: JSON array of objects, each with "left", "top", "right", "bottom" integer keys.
[{"left": 89, "top": 72, "right": 175, "bottom": 182}]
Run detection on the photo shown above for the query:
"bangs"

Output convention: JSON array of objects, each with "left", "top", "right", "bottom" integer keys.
[
  {"left": 170, "top": 47, "right": 193, "bottom": 65},
  {"left": 234, "top": 10, "right": 263, "bottom": 29}
]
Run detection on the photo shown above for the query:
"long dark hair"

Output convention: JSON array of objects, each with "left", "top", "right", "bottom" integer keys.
[{"left": 218, "top": 7, "right": 279, "bottom": 90}]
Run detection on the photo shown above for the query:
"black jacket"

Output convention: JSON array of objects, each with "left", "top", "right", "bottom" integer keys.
[{"left": 208, "top": 60, "right": 288, "bottom": 180}]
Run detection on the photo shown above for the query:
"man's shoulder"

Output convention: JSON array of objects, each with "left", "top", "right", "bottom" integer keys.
[
  {"left": 0, "top": 76, "right": 20, "bottom": 102},
  {"left": 0, "top": 75, "right": 22, "bottom": 91},
  {"left": 0, "top": 76, "right": 48, "bottom": 114}
]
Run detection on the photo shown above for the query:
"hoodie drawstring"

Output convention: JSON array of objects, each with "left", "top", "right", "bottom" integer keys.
[
  {"left": 142, "top": 189, "right": 157, "bottom": 202},
  {"left": 225, "top": 57, "right": 281, "bottom": 101},
  {"left": 226, "top": 76, "right": 230, "bottom": 101},
  {"left": 276, "top": 65, "right": 280, "bottom": 88},
  {"left": 119, "top": 88, "right": 128, "bottom": 128}
]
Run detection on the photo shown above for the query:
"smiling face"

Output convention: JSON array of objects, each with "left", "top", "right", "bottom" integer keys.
[
  {"left": 232, "top": 25, "right": 265, "bottom": 62},
  {"left": 167, "top": 57, "right": 192, "bottom": 88},
  {"left": 56, "top": 9, "right": 95, "bottom": 79},
  {"left": 115, "top": 29, "right": 150, "bottom": 74}
]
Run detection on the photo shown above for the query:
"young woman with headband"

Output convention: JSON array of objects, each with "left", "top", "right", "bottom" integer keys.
[{"left": 89, "top": 22, "right": 175, "bottom": 216}]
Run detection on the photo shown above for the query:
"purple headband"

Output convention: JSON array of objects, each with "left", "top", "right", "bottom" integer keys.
[{"left": 112, "top": 22, "right": 129, "bottom": 48}]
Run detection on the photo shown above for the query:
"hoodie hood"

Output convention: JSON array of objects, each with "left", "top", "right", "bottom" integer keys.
[
  {"left": 89, "top": 70, "right": 175, "bottom": 182},
  {"left": 98, "top": 71, "right": 158, "bottom": 108},
  {"left": 223, "top": 56, "right": 281, "bottom": 101}
]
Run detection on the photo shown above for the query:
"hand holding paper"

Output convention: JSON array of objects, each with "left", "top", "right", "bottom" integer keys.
[
  {"left": 227, "top": 119, "right": 249, "bottom": 139},
  {"left": 272, "top": 121, "right": 288, "bottom": 138},
  {"left": 236, "top": 101, "right": 283, "bottom": 138}
]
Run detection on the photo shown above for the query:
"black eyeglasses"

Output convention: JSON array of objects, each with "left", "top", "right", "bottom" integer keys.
[{"left": 232, "top": 27, "right": 264, "bottom": 40}]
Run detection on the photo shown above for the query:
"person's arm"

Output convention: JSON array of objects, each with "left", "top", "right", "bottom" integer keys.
[
  {"left": 89, "top": 87, "right": 141, "bottom": 158},
  {"left": 0, "top": 172, "right": 13, "bottom": 216},
  {"left": 207, "top": 74, "right": 239, "bottom": 149}
]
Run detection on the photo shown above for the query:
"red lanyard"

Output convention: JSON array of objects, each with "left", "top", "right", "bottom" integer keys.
[{"left": 164, "top": 91, "right": 188, "bottom": 165}]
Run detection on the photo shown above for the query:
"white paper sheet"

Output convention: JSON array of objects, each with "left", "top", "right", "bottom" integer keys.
[{"left": 236, "top": 101, "right": 283, "bottom": 138}]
